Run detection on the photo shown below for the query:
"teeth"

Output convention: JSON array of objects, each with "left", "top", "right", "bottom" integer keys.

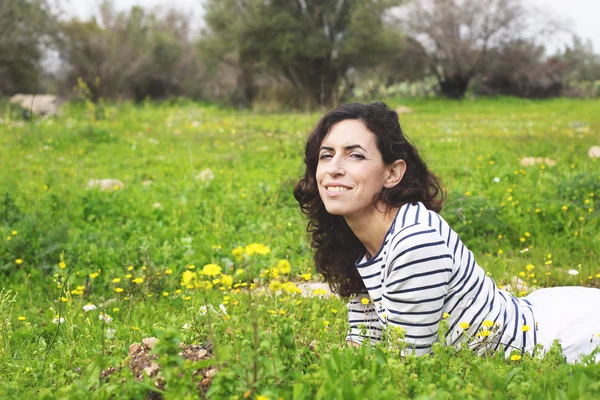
[{"left": 328, "top": 186, "right": 349, "bottom": 192}]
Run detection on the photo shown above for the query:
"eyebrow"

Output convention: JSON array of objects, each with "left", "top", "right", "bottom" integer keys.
[{"left": 319, "top": 144, "right": 367, "bottom": 152}]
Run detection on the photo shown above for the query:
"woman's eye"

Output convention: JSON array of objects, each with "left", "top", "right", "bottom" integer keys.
[
  {"left": 319, "top": 153, "right": 332, "bottom": 160},
  {"left": 350, "top": 153, "right": 365, "bottom": 160}
]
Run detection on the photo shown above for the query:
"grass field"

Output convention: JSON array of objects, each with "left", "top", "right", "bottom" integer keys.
[{"left": 0, "top": 97, "right": 599, "bottom": 399}]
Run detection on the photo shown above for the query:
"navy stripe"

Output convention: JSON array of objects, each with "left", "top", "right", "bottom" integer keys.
[
  {"left": 349, "top": 318, "right": 380, "bottom": 324},
  {"left": 392, "top": 240, "right": 446, "bottom": 261},
  {"left": 391, "top": 254, "right": 453, "bottom": 273},
  {"left": 361, "top": 271, "right": 381, "bottom": 280},
  {"left": 391, "top": 227, "right": 435, "bottom": 252},
  {"left": 382, "top": 292, "right": 446, "bottom": 304},
  {"left": 387, "top": 281, "right": 448, "bottom": 295},
  {"left": 388, "top": 317, "right": 441, "bottom": 328},
  {"left": 365, "top": 283, "right": 382, "bottom": 291},
  {"left": 350, "top": 325, "right": 383, "bottom": 331},
  {"left": 347, "top": 334, "right": 380, "bottom": 342},
  {"left": 386, "top": 268, "right": 452, "bottom": 288},
  {"left": 405, "top": 331, "right": 438, "bottom": 340},
  {"left": 401, "top": 203, "right": 410, "bottom": 226},
  {"left": 415, "top": 202, "right": 421, "bottom": 224},
  {"left": 387, "top": 303, "right": 444, "bottom": 316}
]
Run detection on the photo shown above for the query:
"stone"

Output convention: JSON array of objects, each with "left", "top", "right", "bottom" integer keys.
[
  {"left": 395, "top": 106, "right": 414, "bottom": 115},
  {"left": 87, "top": 179, "right": 124, "bottom": 191},
  {"left": 9, "top": 94, "right": 59, "bottom": 116},
  {"left": 588, "top": 146, "right": 600, "bottom": 159},
  {"left": 142, "top": 337, "right": 159, "bottom": 350}
]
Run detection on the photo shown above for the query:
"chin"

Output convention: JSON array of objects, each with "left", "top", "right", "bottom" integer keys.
[{"left": 323, "top": 202, "right": 351, "bottom": 216}]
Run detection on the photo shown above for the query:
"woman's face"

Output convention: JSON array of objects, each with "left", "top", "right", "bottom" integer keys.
[{"left": 316, "top": 119, "right": 389, "bottom": 218}]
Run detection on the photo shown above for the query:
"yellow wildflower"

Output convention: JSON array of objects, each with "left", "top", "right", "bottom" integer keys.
[
  {"left": 269, "top": 280, "right": 282, "bottom": 292},
  {"left": 313, "top": 288, "right": 327, "bottom": 296},
  {"left": 459, "top": 322, "right": 470, "bottom": 330},
  {"left": 165, "top": 269, "right": 172, "bottom": 275},
  {"left": 125, "top": 274, "right": 132, "bottom": 279},
  {"left": 89, "top": 272, "right": 99, "bottom": 279},
  {"left": 361, "top": 297, "right": 370, "bottom": 305},
  {"left": 221, "top": 274, "right": 233, "bottom": 287},
  {"left": 201, "top": 263, "right": 221, "bottom": 277},
  {"left": 510, "top": 354, "right": 522, "bottom": 361},
  {"left": 442, "top": 312, "right": 450, "bottom": 319},
  {"left": 18, "top": 316, "right": 26, "bottom": 321},
  {"left": 15, "top": 259, "right": 23, "bottom": 264},
  {"left": 277, "top": 259, "right": 292, "bottom": 274},
  {"left": 127, "top": 266, "right": 134, "bottom": 271},
  {"left": 244, "top": 243, "right": 270, "bottom": 255},
  {"left": 59, "top": 262, "right": 66, "bottom": 269},
  {"left": 132, "top": 277, "right": 144, "bottom": 284},
  {"left": 232, "top": 246, "right": 244, "bottom": 257},
  {"left": 480, "top": 330, "right": 491, "bottom": 337},
  {"left": 112, "top": 278, "right": 121, "bottom": 283},
  {"left": 11, "top": 230, "right": 17, "bottom": 235},
  {"left": 482, "top": 320, "right": 494, "bottom": 328},
  {"left": 525, "top": 264, "right": 535, "bottom": 272},
  {"left": 235, "top": 269, "right": 244, "bottom": 275},
  {"left": 114, "top": 288, "right": 124, "bottom": 293},
  {"left": 301, "top": 273, "right": 312, "bottom": 281},
  {"left": 162, "top": 292, "right": 169, "bottom": 297},
  {"left": 522, "top": 325, "right": 530, "bottom": 332}
]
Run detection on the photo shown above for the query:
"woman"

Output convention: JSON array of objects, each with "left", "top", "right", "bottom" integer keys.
[{"left": 294, "top": 102, "right": 600, "bottom": 363}]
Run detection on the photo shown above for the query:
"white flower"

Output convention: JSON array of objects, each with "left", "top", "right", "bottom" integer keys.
[
  {"left": 83, "top": 303, "right": 97, "bottom": 312},
  {"left": 182, "top": 323, "right": 191, "bottom": 330},
  {"left": 568, "top": 269, "right": 579, "bottom": 276},
  {"left": 219, "top": 303, "right": 227, "bottom": 315},
  {"left": 106, "top": 327, "right": 116, "bottom": 339},
  {"left": 104, "top": 314, "right": 113, "bottom": 324},
  {"left": 99, "top": 313, "right": 105, "bottom": 321},
  {"left": 199, "top": 306, "right": 207, "bottom": 316},
  {"left": 519, "top": 248, "right": 529, "bottom": 253},
  {"left": 493, "top": 177, "right": 500, "bottom": 183},
  {"left": 52, "top": 316, "right": 65, "bottom": 324}
]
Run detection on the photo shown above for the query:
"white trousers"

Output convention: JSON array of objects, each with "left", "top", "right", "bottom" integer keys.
[{"left": 526, "top": 287, "right": 600, "bottom": 363}]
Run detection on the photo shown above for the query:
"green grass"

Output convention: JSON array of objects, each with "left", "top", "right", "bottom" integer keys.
[{"left": 0, "top": 97, "right": 599, "bottom": 399}]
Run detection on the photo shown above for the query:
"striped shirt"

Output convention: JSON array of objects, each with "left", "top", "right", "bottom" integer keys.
[{"left": 346, "top": 202, "right": 538, "bottom": 357}]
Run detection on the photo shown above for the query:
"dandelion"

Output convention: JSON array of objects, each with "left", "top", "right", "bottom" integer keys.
[
  {"left": 83, "top": 304, "right": 97, "bottom": 312},
  {"left": 221, "top": 274, "right": 233, "bottom": 287},
  {"left": 127, "top": 266, "right": 134, "bottom": 271},
  {"left": 114, "top": 287, "right": 124, "bottom": 293},
  {"left": 112, "top": 278, "right": 121, "bottom": 283},
  {"left": 323, "top": 320, "right": 330, "bottom": 327},
  {"left": 52, "top": 316, "right": 65, "bottom": 324},
  {"left": 165, "top": 269, "right": 172, "bottom": 275},
  {"left": 244, "top": 243, "right": 270, "bottom": 255},
  {"left": 568, "top": 269, "right": 579, "bottom": 276},
  {"left": 232, "top": 246, "right": 244, "bottom": 257},
  {"left": 277, "top": 259, "right": 292, "bottom": 274},
  {"left": 17, "top": 316, "right": 26, "bottom": 321},
  {"left": 59, "top": 262, "right": 66, "bottom": 269},
  {"left": 106, "top": 328, "right": 116, "bottom": 339},
  {"left": 11, "top": 230, "right": 17, "bottom": 235},
  {"left": 89, "top": 272, "right": 99, "bottom": 279},
  {"left": 113, "top": 308, "right": 119, "bottom": 312},
  {"left": 522, "top": 325, "right": 531, "bottom": 332},
  {"left": 482, "top": 320, "right": 494, "bottom": 328},
  {"left": 268, "top": 280, "right": 282, "bottom": 292},
  {"left": 15, "top": 259, "right": 23, "bottom": 264},
  {"left": 183, "top": 296, "right": 192, "bottom": 301},
  {"left": 162, "top": 292, "right": 169, "bottom": 297},
  {"left": 480, "top": 330, "right": 491, "bottom": 337},
  {"left": 510, "top": 354, "right": 522, "bottom": 361},
  {"left": 132, "top": 277, "right": 144, "bottom": 284},
  {"left": 442, "top": 312, "right": 450, "bottom": 319},
  {"left": 201, "top": 263, "right": 221, "bottom": 277},
  {"left": 256, "top": 395, "right": 269, "bottom": 400},
  {"left": 301, "top": 273, "right": 312, "bottom": 281},
  {"left": 561, "top": 205, "right": 568, "bottom": 211},
  {"left": 526, "top": 264, "right": 535, "bottom": 272},
  {"left": 459, "top": 322, "right": 470, "bottom": 330},
  {"left": 361, "top": 297, "right": 370, "bottom": 305}
]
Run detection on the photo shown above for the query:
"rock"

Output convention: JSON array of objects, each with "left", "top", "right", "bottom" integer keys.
[
  {"left": 142, "top": 337, "right": 159, "bottom": 350},
  {"left": 588, "top": 146, "right": 600, "bottom": 159},
  {"left": 143, "top": 362, "right": 161, "bottom": 378},
  {"left": 87, "top": 179, "right": 124, "bottom": 191},
  {"left": 195, "top": 168, "right": 215, "bottom": 182},
  {"left": 519, "top": 157, "right": 557, "bottom": 167},
  {"left": 9, "top": 94, "right": 59, "bottom": 116},
  {"left": 395, "top": 106, "right": 414, "bottom": 115}
]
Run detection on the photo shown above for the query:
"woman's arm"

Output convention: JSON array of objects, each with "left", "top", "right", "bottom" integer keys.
[{"left": 382, "top": 224, "right": 453, "bottom": 356}]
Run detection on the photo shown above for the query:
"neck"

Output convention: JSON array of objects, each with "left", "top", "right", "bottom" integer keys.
[{"left": 344, "top": 204, "right": 399, "bottom": 259}]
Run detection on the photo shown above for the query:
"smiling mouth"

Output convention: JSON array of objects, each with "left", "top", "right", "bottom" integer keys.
[{"left": 326, "top": 186, "right": 350, "bottom": 192}]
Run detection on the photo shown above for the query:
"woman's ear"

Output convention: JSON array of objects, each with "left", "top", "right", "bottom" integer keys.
[{"left": 384, "top": 159, "right": 406, "bottom": 188}]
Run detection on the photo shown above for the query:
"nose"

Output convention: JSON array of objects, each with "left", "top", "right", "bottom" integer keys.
[{"left": 327, "top": 154, "right": 345, "bottom": 176}]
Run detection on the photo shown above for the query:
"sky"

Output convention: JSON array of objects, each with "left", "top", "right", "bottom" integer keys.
[{"left": 60, "top": 0, "right": 600, "bottom": 53}]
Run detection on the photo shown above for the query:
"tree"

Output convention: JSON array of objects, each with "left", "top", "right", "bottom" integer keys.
[
  {"left": 57, "top": 1, "right": 203, "bottom": 101},
  {"left": 397, "top": 0, "right": 560, "bottom": 99},
  {"left": 0, "top": 0, "right": 57, "bottom": 95},
  {"left": 201, "top": 0, "right": 405, "bottom": 108}
]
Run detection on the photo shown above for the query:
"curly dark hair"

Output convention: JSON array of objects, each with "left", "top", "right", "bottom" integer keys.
[{"left": 293, "top": 102, "right": 446, "bottom": 298}]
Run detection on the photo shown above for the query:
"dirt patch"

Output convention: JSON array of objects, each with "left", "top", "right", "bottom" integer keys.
[{"left": 101, "top": 337, "right": 217, "bottom": 398}]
